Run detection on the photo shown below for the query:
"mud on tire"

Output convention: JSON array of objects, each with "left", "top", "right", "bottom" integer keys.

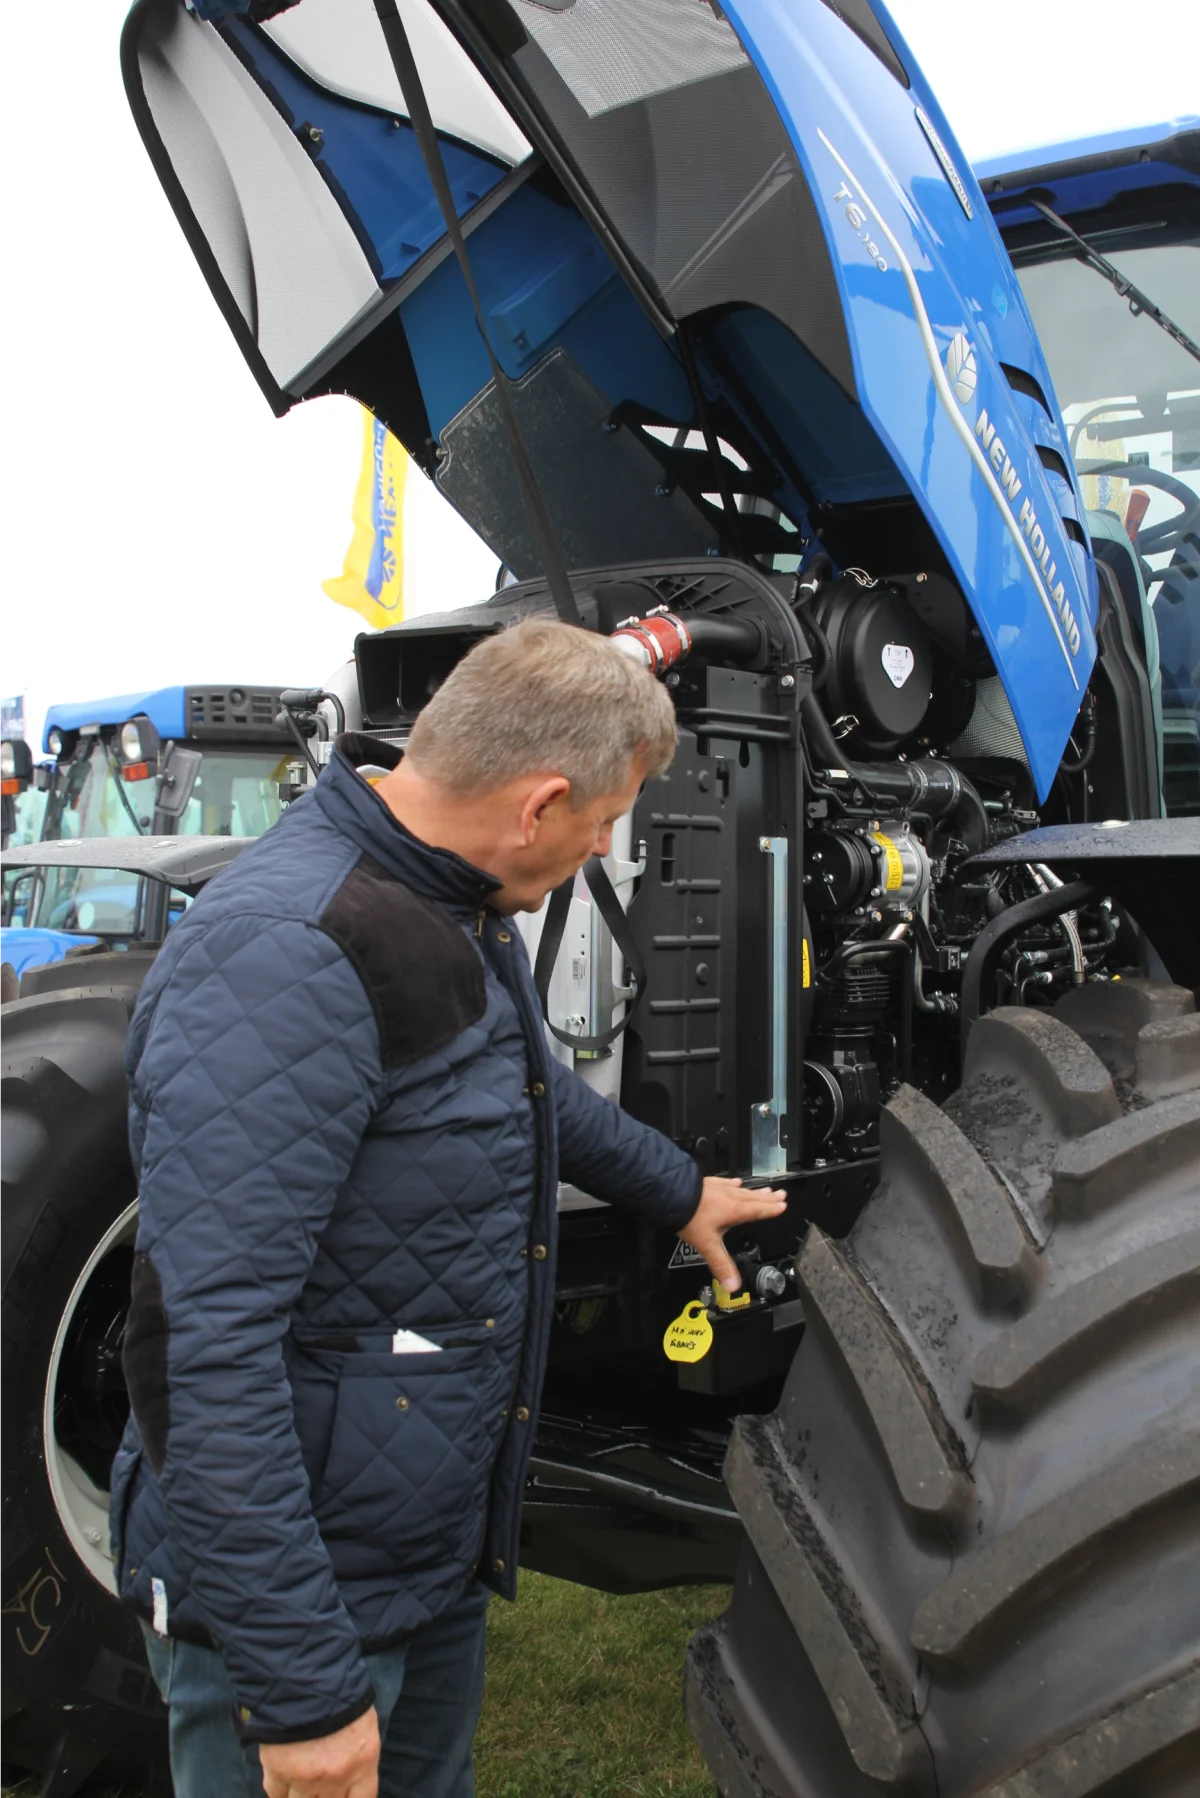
[
  {"left": 2, "top": 971, "right": 169, "bottom": 1795},
  {"left": 687, "top": 981, "right": 1200, "bottom": 1797}
]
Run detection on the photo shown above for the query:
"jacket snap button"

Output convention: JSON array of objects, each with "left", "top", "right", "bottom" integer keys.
[
  {"left": 530, "top": 1081, "right": 546, "bottom": 1097},
  {"left": 396, "top": 1395, "right": 409, "bottom": 1410},
  {"left": 485, "top": 1318, "right": 495, "bottom": 1329},
  {"left": 532, "top": 1244, "right": 548, "bottom": 1261},
  {"left": 515, "top": 1406, "right": 530, "bottom": 1423},
  {"left": 496, "top": 930, "right": 512, "bottom": 944},
  {"left": 492, "top": 1557, "right": 505, "bottom": 1574}
]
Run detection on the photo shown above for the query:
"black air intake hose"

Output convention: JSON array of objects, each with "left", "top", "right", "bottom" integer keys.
[
  {"left": 801, "top": 695, "right": 988, "bottom": 854},
  {"left": 686, "top": 616, "right": 765, "bottom": 662}
]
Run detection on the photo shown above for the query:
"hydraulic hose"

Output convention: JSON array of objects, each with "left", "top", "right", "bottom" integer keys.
[{"left": 800, "top": 696, "right": 988, "bottom": 854}]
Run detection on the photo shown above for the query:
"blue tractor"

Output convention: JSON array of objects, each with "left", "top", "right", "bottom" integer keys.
[
  {"left": 3, "top": 5, "right": 1197, "bottom": 1795},
  {"left": 1, "top": 683, "right": 292, "bottom": 981},
  {"left": 980, "top": 118, "right": 1200, "bottom": 814}
]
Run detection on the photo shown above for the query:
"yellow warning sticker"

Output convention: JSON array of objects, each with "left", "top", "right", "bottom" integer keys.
[
  {"left": 802, "top": 937, "right": 811, "bottom": 988},
  {"left": 872, "top": 831, "right": 904, "bottom": 892},
  {"left": 663, "top": 1301, "right": 714, "bottom": 1364}
]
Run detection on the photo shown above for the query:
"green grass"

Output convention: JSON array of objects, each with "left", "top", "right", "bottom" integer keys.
[
  {"left": 476, "top": 1572, "right": 728, "bottom": 1798},
  {"left": 2, "top": 1573, "right": 728, "bottom": 1798}
]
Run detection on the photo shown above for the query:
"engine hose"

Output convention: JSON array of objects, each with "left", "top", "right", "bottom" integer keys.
[
  {"left": 800, "top": 695, "right": 988, "bottom": 854},
  {"left": 792, "top": 606, "right": 833, "bottom": 691},
  {"left": 792, "top": 557, "right": 835, "bottom": 690},
  {"left": 687, "top": 616, "right": 764, "bottom": 662},
  {"left": 1029, "top": 861, "right": 1085, "bottom": 984},
  {"left": 609, "top": 610, "right": 762, "bottom": 673},
  {"left": 1059, "top": 695, "right": 1097, "bottom": 774}
]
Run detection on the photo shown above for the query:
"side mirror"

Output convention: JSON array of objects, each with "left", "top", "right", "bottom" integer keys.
[
  {"left": 118, "top": 716, "right": 162, "bottom": 778},
  {"left": 154, "top": 744, "right": 202, "bottom": 821},
  {"left": 1, "top": 738, "right": 33, "bottom": 796}
]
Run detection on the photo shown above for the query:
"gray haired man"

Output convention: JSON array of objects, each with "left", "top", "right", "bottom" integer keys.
[{"left": 111, "top": 619, "right": 785, "bottom": 1798}]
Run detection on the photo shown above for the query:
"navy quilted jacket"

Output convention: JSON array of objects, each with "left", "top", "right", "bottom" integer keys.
[{"left": 110, "top": 736, "right": 700, "bottom": 1744}]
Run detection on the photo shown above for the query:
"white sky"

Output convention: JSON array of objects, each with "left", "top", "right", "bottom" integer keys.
[{"left": 2, "top": 0, "right": 1197, "bottom": 753}]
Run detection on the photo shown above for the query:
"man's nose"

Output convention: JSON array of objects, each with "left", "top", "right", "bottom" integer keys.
[{"left": 594, "top": 823, "right": 614, "bottom": 858}]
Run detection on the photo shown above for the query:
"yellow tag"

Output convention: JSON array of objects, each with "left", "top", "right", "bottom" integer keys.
[
  {"left": 872, "top": 831, "right": 904, "bottom": 892},
  {"left": 663, "top": 1301, "right": 714, "bottom": 1364},
  {"left": 802, "top": 938, "right": 811, "bottom": 988},
  {"left": 713, "top": 1279, "right": 751, "bottom": 1311}
]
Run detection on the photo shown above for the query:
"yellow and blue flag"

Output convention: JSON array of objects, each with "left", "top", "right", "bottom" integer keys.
[{"left": 324, "top": 408, "right": 408, "bottom": 629}]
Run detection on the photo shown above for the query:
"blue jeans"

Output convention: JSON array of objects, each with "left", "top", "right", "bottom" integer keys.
[{"left": 140, "top": 1582, "right": 490, "bottom": 1798}]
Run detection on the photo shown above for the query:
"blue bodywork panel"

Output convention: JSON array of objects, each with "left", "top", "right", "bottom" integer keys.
[
  {"left": 0, "top": 927, "right": 100, "bottom": 977},
  {"left": 43, "top": 686, "right": 188, "bottom": 752},
  {"left": 124, "top": 0, "right": 1105, "bottom": 798},
  {"left": 717, "top": 0, "right": 1096, "bottom": 793},
  {"left": 985, "top": 117, "right": 1200, "bottom": 187}
]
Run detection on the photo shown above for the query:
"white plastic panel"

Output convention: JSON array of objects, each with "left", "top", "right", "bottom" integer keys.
[
  {"left": 264, "top": 0, "right": 531, "bottom": 166},
  {"left": 140, "top": 4, "right": 380, "bottom": 388},
  {"left": 515, "top": 811, "right": 636, "bottom": 1104}
]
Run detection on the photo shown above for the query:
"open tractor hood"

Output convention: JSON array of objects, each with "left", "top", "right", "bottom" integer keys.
[{"left": 123, "top": 0, "right": 1098, "bottom": 797}]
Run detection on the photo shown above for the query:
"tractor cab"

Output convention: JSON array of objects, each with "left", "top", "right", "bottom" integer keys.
[
  {"left": 982, "top": 120, "right": 1200, "bottom": 812},
  {"left": 1, "top": 684, "right": 290, "bottom": 976}
]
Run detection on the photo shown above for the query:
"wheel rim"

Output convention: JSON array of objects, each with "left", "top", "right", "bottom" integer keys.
[{"left": 42, "top": 1199, "right": 139, "bottom": 1594}]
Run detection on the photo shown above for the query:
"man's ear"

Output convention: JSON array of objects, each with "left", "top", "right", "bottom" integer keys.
[{"left": 519, "top": 775, "right": 572, "bottom": 845}]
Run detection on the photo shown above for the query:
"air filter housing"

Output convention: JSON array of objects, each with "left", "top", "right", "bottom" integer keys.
[{"left": 812, "top": 576, "right": 934, "bottom": 751}]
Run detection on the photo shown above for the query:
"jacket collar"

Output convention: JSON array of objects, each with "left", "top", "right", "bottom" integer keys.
[{"left": 314, "top": 734, "right": 501, "bottom": 914}]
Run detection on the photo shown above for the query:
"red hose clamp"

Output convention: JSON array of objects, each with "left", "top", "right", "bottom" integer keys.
[{"left": 609, "top": 609, "right": 692, "bottom": 676}]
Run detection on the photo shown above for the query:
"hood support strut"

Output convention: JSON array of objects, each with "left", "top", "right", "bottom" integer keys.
[{"left": 371, "top": 0, "right": 582, "bottom": 625}]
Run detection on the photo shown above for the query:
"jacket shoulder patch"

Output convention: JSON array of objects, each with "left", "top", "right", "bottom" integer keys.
[
  {"left": 123, "top": 1251, "right": 170, "bottom": 1477},
  {"left": 319, "top": 855, "right": 486, "bottom": 1067}
]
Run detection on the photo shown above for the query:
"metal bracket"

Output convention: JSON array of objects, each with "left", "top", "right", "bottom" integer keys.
[{"left": 750, "top": 835, "right": 788, "bottom": 1176}]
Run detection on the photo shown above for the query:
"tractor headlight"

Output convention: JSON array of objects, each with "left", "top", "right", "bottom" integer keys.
[
  {"left": 120, "top": 721, "right": 147, "bottom": 762},
  {"left": 47, "top": 729, "right": 64, "bottom": 757},
  {"left": 1, "top": 738, "right": 32, "bottom": 793}
]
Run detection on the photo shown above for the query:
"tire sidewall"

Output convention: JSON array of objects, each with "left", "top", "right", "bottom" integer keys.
[{"left": 3, "top": 992, "right": 167, "bottom": 1758}]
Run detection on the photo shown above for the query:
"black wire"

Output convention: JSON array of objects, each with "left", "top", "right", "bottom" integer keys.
[
  {"left": 104, "top": 743, "right": 146, "bottom": 836},
  {"left": 674, "top": 324, "right": 745, "bottom": 561},
  {"left": 318, "top": 690, "right": 347, "bottom": 735},
  {"left": 281, "top": 711, "right": 321, "bottom": 779}
]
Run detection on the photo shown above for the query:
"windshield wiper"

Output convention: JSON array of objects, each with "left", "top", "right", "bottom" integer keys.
[{"left": 1029, "top": 199, "right": 1200, "bottom": 365}]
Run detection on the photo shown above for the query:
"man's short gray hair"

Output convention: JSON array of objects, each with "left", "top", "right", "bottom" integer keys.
[{"left": 405, "top": 617, "right": 677, "bottom": 806}]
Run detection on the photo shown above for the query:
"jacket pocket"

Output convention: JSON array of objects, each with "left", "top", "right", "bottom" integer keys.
[{"left": 312, "top": 1341, "right": 496, "bottom": 1579}]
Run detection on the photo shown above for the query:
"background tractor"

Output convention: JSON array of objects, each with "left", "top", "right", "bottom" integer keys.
[
  {"left": 2, "top": 3, "right": 1198, "bottom": 1795},
  {"left": 0, "top": 684, "right": 292, "bottom": 983}
]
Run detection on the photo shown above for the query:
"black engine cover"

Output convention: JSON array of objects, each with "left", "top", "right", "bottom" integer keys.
[{"left": 814, "top": 576, "right": 933, "bottom": 750}]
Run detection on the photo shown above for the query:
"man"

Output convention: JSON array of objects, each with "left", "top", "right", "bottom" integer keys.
[{"left": 111, "top": 618, "right": 785, "bottom": 1798}]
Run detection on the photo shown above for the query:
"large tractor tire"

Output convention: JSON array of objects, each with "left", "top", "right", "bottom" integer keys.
[
  {"left": 2, "top": 962, "right": 169, "bottom": 1795},
  {"left": 687, "top": 983, "right": 1200, "bottom": 1797}
]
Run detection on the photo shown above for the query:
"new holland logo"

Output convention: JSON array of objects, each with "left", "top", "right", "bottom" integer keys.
[
  {"left": 945, "top": 333, "right": 1081, "bottom": 658},
  {"left": 945, "top": 331, "right": 976, "bottom": 404}
]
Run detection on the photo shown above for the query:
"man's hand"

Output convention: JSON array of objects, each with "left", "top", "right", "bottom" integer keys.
[
  {"left": 259, "top": 1706, "right": 380, "bottom": 1798},
  {"left": 678, "top": 1177, "right": 788, "bottom": 1292}
]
